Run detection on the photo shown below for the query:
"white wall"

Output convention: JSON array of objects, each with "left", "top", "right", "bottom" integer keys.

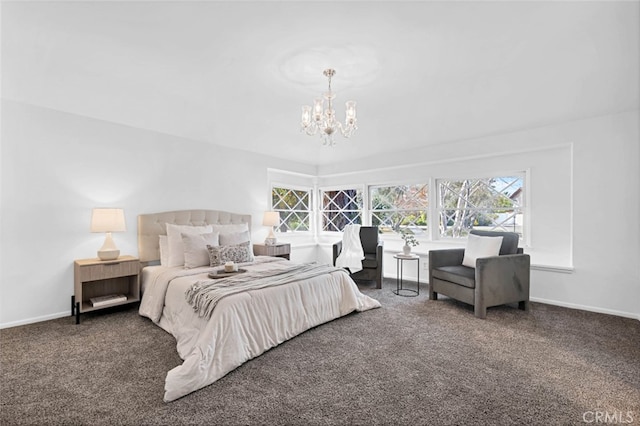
[
  {"left": 0, "top": 100, "right": 316, "bottom": 327},
  {"left": 317, "top": 144, "right": 572, "bottom": 268},
  {"left": 2, "top": 102, "right": 638, "bottom": 326},
  {"left": 316, "top": 110, "right": 640, "bottom": 319}
]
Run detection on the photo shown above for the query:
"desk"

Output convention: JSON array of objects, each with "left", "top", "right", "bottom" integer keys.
[{"left": 393, "top": 254, "right": 420, "bottom": 297}]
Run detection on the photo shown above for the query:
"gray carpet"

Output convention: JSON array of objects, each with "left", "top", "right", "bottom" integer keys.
[{"left": 1, "top": 278, "right": 639, "bottom": 426}]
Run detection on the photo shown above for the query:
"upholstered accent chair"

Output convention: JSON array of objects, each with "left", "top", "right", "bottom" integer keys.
[
  {"left": 333, "top": 226, "right": 384, "bottom": 289},
  {"left": 428, "top": 230, "right": 530, "bottom": 319}
]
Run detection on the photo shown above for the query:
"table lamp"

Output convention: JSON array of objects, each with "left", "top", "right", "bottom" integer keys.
[
  {"left": 262, "top": 211, "right": 279, "bottom": 245},
  {"left": 91, "top": 208, "right": 126, "bottom": 260}
]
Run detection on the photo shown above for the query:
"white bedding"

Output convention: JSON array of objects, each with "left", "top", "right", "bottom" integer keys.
[{"left": 138, "top": 256, "right": 381, "bottom": 402}]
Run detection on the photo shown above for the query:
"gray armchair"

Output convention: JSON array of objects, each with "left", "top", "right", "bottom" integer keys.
[
  {"left": 333, "top": 226, "right": 383, "bottom": 289},
  {"left": 428, "top": 230, "right": 530, "bottom": 319}
]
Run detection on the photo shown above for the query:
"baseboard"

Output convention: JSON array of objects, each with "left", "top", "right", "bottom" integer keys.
[
  {"left": 530, "top": 297, "right": 639, "bottom": 321},
  {"left": 3, "top": 295, "right": 637, "bottom": 329},
  {"left": 380, "top": 275, "right": 639, "bottom": 321},
  {"left": 0, "top": 311, "right": 70, "bottom": 330}
]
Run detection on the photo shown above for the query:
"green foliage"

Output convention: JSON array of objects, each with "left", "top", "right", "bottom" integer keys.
[
  {"left": 399, "top": 228, "right": 419, "bottom": 247},
  {"left": 272, "top": 187, "right": 311, "bottom": 232},
  {"left": 370, "top": 184, "right": 429, "bottom": 233}
]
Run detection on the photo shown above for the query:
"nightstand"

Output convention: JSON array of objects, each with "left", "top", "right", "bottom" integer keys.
[
  {"left": 72, "top": 255, "right": 140, "bottom": 324},
  {"left": 253, "top": 243, "right": 291, "bottom": 260}
]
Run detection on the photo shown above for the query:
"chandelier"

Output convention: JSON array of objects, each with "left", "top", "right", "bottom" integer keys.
[{"left": 300, "top": 69, "right": 357, "bottom": 146}]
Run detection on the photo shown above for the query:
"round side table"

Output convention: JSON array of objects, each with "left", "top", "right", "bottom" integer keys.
[{"left": 393, "top": 254, "right": 420, "bottom": 297}]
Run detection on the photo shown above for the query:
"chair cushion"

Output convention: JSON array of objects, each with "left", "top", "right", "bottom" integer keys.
[
  {"left": 361, "top": 252, "right": 378, "bottom": 269},
  {"left": 462, "top": 234, "right": 503, "bottom": 268},
  {"left": 432, "top": 265, "right": 476, "bottom": 288},
  {"left": 470, "top": 230, "right": 519, "bottom": 255}
]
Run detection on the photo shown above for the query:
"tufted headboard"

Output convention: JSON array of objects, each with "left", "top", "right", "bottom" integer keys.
[{"left": 137, "top": 209, "right": 252, "bottom": 264}]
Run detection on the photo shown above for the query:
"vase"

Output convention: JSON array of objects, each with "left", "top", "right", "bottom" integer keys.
[{"left": 402, "top": 245, "right": 411, "bottom": 255}]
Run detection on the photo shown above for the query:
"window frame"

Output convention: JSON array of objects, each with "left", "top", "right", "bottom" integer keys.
[
  {"left": 317, "top": 184, "right": 366, "bottom": 234},
  {"left": 269, "top": 183, "right": 313, "bottom": 235},
  {"left": 268, "top": 171, "right": 529, "bottom": 246},
  {"left": 369, "top": 182, "right": 429, "bottom": 239},
  {"left": 434, "top": 171, "right": 528, "bottom": 243}
]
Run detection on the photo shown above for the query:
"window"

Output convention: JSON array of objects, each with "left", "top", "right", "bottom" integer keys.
[
  {"left": 271, "top": 186, "right": 311, "bottom": 232},
  {"left": 437, "top": 175, "right": 524, "bottom": 238},
  {"left": 320, "top": 188, "right": 363, "bottom": 232},
  {"left": 370, "top": 184, "right": 428, "bottom": 236}
]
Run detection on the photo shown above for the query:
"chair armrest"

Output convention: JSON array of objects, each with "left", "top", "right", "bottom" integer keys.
[
  {"left": 429, "top": 249, "right": 465, "bottom": 270},
  {"left": 475, "top": 254, "right": 530, "bottom": 302},
  {"left": 375, "top": 241, "right": 384, "bottom": 276},
  {"left": 375, "top": 240, "right": 384, "bottom": 261},
  {"left": 332, "top": 241, "right": 343, "bottom": 266}
]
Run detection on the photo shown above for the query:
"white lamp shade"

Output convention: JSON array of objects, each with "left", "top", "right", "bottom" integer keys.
[
  {"left": 262, "top": 212, "right": 280, "bottom": 227},
  {"left": 91, "top": 208, "right": 126, "bottom": 233}
]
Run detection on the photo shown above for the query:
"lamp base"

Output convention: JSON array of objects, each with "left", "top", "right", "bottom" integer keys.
[
  {"left": 97, "top": 232, "right": 120, "bottom": 260},
  {"left": 97, "top": 249, "right": 120, "bottom": 261},
  {"left": 264, "top": 237, "right": 277, "bottom": 246}
]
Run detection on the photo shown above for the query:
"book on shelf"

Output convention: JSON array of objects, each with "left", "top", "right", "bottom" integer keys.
[{"left": 90, "top": 294, "right": 127, "bottom": 307}]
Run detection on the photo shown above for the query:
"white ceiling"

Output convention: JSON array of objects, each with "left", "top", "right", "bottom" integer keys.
[{"left": 3, "top": 1, "right": 639, "bottom": 166}]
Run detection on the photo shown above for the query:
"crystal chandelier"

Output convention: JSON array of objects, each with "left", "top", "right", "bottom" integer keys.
[{"left": 300, "top": 69, "right": 357, "bottom": 146}]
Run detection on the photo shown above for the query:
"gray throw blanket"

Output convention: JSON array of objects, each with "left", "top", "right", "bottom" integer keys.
[{"left": 185, "top": 263, "right": 348, "bottom": 319}]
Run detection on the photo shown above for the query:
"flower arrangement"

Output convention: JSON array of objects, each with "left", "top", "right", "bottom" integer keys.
[{"left": 399, "top": 228, "right": 419, "bottom": 247}]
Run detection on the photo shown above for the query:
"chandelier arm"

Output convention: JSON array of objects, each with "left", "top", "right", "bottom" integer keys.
[
  {"left": 335, "top": 121, "right": 355, "bottom": 138},
  {"left": 302, "top": 125, "right": 319, "bottom": 136}
]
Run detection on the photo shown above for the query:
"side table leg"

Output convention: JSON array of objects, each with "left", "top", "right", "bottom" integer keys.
[
  {"left": 75, "top": 302, "right": 80, "bottom": 325},
  {"left": 71, "top": 295, "right": 75, "bottom": 316},
  {"left": 396, "top": 257, "right": 400, "bottom": 293}
]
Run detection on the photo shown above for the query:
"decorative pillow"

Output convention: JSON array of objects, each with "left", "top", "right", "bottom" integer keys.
[
  {"left": 159, "top": 235, "right": 169, "bottom": 266},
  {"left": 182, "top": 232, "right": 220, "bottom": 269},
  {"left": 207, "top": 241, "right": 254, "bottom": 266},
  {"left": 166, "top": 224, "right": 213, "bottom": 267},
  {"left": 211, "top": 223, "right": 249, "bottom": 235},
  {"left": 462, "top": 234, "right": 504, "bottom": 268},
  {"left": 219, "top": 230, "right": 251, "bottom": 246}
]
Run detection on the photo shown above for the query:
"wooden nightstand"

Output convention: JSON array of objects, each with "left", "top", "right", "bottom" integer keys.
[
  {"left": 72, "top": 255, "right": 140, "bottom": 324},
  {"left": 253, "top": 243, "right": 291, "bottom": 260}
]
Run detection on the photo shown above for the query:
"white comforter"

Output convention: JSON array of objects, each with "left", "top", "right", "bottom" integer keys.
[{"left": 138, "top": 257, "right": 381, "bottom": 402}]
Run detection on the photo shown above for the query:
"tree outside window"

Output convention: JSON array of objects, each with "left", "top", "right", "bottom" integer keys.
[
  {"left": 320, "top": 188, "right": 363, "bottom": 232},
  {"left": 271, "top": 186, "right": 311, "bottom": 232},
  {"left": 370, "top": 184, "right": 428, "bottom": 237},
  {"left": 438, "top": 176, "right": 524, "bottom": 238}
]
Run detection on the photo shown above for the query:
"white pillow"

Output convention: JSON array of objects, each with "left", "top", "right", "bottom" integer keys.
[
  {"left": 166, "top": 223, "right": 213, "bottom": 267},
  {"left": 219, "top": 230, "right": 251, "bottom": 246},
  {"left": 462, "top": 234, "right": 503, "bottom": 268},
  {"left": 159, "top": 235, "right": 169, "bottom": 266},
  {"left": 182, "top": 232, "right": 220, "bottom": 269},
  {"left": 211, "top": 223, "right": 249, "bottom": 235}
]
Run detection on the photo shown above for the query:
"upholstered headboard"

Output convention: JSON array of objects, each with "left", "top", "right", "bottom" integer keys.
[{"left": 137, "top": 209, "right": 252, "bottom": 263}]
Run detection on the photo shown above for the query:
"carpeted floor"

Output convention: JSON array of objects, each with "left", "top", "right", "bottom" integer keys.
[{"left": 1, "top": 278, "right": 639, "bottom": 426}]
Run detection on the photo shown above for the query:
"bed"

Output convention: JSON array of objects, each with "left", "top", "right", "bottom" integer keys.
[{"left": 137, "top": 209, "right": 381, "bottom": 402}]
